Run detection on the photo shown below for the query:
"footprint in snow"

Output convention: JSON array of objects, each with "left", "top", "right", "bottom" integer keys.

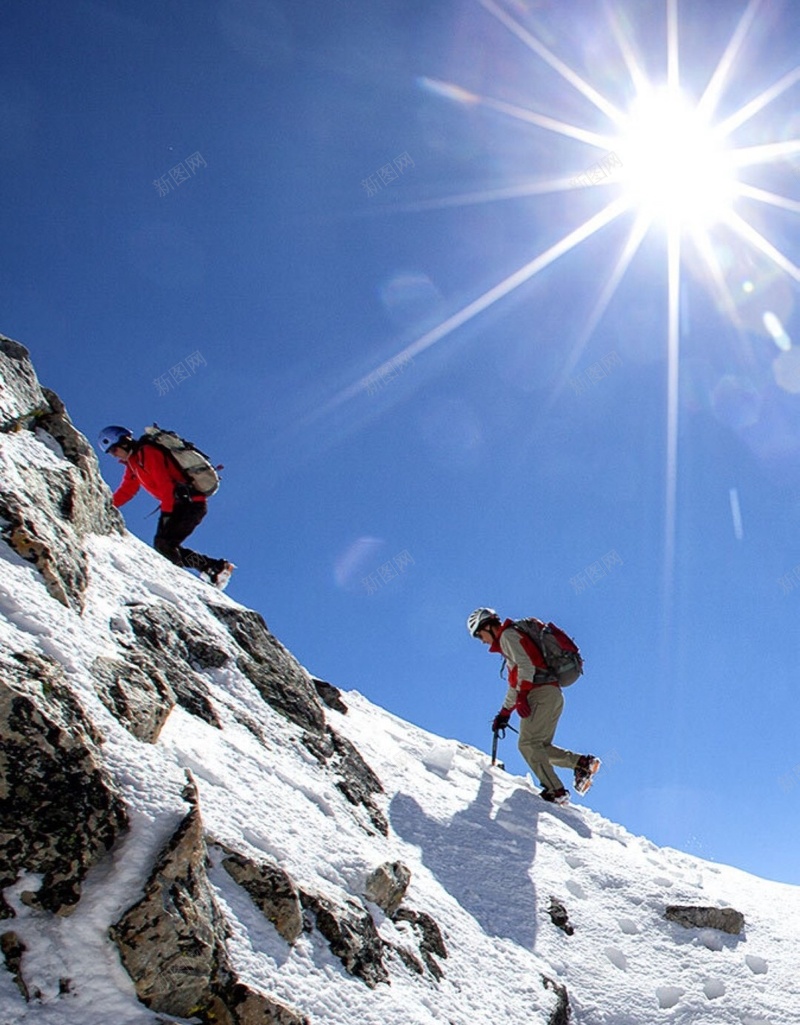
[
  {"left": 703, "top": 978, "right": 725, "bottom": 1000},
  {"left": 564, "top": 854, "right": 583, "bottom": 869},
  {"left": 745, "top": 955, "right": 768, "bottom": 975},
  {"left": 604, "top": 946, "right": 628, "bottom": 971},
  {"left": 655, "top": 985, "right": 684, "bottom": 1009},
  {"left": 617, "top": 917, "right": 639, "bottom": 935},
  {"left": 565, "top": 880, "right": 586, "bottom": 899}
]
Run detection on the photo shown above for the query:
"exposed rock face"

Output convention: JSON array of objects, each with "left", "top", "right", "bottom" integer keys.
[
  {"left": 90, "top": 654, "right": 175, "bottom": 743},
  {"left": 110, "top": 779, "right": 307, "bottom": 1025},
  {"left": 0, "top": 336, "right": 122, "bottom": 611},
  {"left": 364, "top": 860, "right": 412, "bottom": 916},
  {"left": 1, "top": 931, "right": 29, "bottom": 1000},
  {"left": 0, "top": 650, "right": 129, "bottom": 917},
  {"left": 312, "top": 677, "right": 348, "bottom": 714},
  {"left": 125, "top": 603, "right": 227, "bottom": 728},
  {"left": 220, "top": 849, "right": 303, "bottom": 945},
  {"left": 209, "top": 604, "right": 387, "bottom": 835},
  {"left": 209, "top": 605, "right": 326, "bottom": 735},
  {"left": 299, "top": 889, "right": 389, "bottom": 988},
  {"left": 393, "top": 907, "right": 448, "bottom": 981},
  {"left": 664, "top": 905, "right": 745, "bottom": 935},
  {"left": 542, "top": 974, "right": 571, "bottom": 1025}
]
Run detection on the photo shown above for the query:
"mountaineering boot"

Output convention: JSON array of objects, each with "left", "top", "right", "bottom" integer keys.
[
  {"left": 541, "top": 787, "right": 570, "bottom": 806},
  {"left": 574, "top": 755, "right": 601, "bottom": 795},
  {"left": 204, "top": 560, "right": 236, "bottom": 590}
]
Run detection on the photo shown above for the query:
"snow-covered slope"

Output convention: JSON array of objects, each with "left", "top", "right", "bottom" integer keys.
[{"left": 1, "top": 338, "right": 798, "bottom": 1025}]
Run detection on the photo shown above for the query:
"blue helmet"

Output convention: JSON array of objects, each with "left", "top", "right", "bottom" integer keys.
[{"left": 98, "top": 425, "right": 133, "bottom": 453}]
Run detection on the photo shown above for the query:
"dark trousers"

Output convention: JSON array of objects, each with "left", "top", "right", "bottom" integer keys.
[{"left": 153, "top": 500, "right": 220, "bottom": 574}]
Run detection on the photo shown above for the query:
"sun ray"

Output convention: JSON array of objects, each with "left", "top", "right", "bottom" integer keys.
[
  {"left": 664, "top": 221, "right": 682, "bottom": 615},
  {"left": 477, "top": 0, "right": 625, "bottom": 125},
  {"left": 667, "top": 0, "right": 679, "bottom": 92},
  {"left": 724, "top": 209, "right": 800, "bottom": 282},
  {"left": 696, "top": 0, "right": 762, "bottom": 122},
  {"left": 606, "top": 6, "right": 650, "bottom": 97},
  {"left": 332, "top": 195, "right": 632, "bottom": 409},
  {"left": 550, "top": 211, "right": 652, "bottom": 404},
  {"left": 735, "top": 182, "right": 800, "bottom": 215},
  {"left": 418, "top": 77, "right": 611, "bottom": 148},
  {"left": 730, "top": 138, "right": 800, "bottom": 167},
  {"left": 377, "top": 177, "right": 593, "bottom": 216},
  {"left": 715, "top": 65, "right": 800, "bottom": 139},
  {"left": 687, "top": 226, "right": 745, "bottom": 330}
]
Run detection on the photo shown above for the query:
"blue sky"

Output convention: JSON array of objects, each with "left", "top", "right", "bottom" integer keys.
[{"left": 4, "top": 0, "right": 800, "bottom": 883}]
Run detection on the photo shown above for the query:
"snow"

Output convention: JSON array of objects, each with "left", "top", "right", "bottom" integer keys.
[{"left": 1, "top": 422, "right": 800, "bottom": 1023}]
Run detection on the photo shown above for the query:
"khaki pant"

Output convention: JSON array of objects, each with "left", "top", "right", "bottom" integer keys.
[{"left": 517, "top": 685, "right": 580, "bottom": 793}]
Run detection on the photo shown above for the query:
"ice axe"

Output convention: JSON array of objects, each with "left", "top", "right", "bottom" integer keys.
[{"left": 490, "top": 722, "right": 517, "bottom": 767}]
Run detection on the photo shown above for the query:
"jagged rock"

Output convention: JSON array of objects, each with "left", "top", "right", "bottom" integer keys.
[
  {"left": 207, "top": 605, "right": 325, "bottom": 734},
  {"left": 542, "top": 974, "right": 571, "bottom": 1025},
  {"left": 125, "top": 603, "right": 224, "bottom": 727},
  {"left": 393, "top": 907, "right": 448, "bottom": 981},
  {"left": 312, "top": 678, "right": 348, "bottom": 714},
  {"left": 364, "top": 861, "right": 411, "bottom": 916},
  {"left": 0, "top": 650, "right": 129, "bottom": 916},
  {"left": 0, "top": 337, "right": 122, "bottom": 611},
  {"left": 664, "top": 905, "right": 745, "bottom": 935},
  {"left": 90, "top": 654, "right": 175, "bottom": 743},
  {"left": 111, "top": 777, "right": 306, "bottom": 1025},
  {"left": 299, "top": 889, "right": 389, "bottom": 988},
  {"left": 547, "top": 896, "right": 574, "bottom": 935},
  {"left": 219, "top": 849, "right": 303, "bottom": 945},
  {"left": 1, "top": 931, "right": 29, "bottom": 999},
  {"left": 321, "top": 727, "right": 387, "bottom": 836}
]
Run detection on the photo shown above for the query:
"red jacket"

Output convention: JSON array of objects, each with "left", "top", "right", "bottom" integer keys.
[
  {"left": 490, "top": 619, "right": 555, "bottom": 712},
  {"left": 113, "top": 442, "right": 204, "bottom": 513}
]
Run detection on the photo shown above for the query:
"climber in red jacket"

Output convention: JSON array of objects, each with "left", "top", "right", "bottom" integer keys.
[{"left": 98, "top": 425, "right": 233, "bottom": 588}]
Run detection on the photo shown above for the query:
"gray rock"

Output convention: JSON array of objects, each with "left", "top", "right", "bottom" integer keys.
[
  {"left": 90, "top": 654, "right": 175, "bottom": 743},
  {"left": 542, "top": 974, "right": 572, "bottom": 1025},
  {"left": 125, "top": 603, "right": 224, "bottom": 728},
  {"left": 207, "top": 605, "right": 325, "bottom": 734},
  {"left": 299, "top": 889, "right": 389, "bottom": 988},
  {"left": 111, "top": 777, "right": 307, "bottom": 1025},
  {"left": 393, "top": 907, "right": 448, "bottom": 981},
  {"left": 1, "top": 931, "right": 29, "bottom": 1000},
  {"left": 0, "top": 650, "right": 129, "bottom": 916},
  {"left": 664, "top": 905, "right": 745, "bottom": 935},
  {"left": 364, "top": 861, "right": 411, "bottom": 916},
  {"left": 317, "top": 727, "right": 387, "bottom": 837},
  {"left": 312, "top": 678, "right": 348, "bottom": 714},
  {"left": 220, "top": 849, "right": 303, "bottom": 945},
  {"left": 0, "top": 338, "right": 122, "bottom": 612}
]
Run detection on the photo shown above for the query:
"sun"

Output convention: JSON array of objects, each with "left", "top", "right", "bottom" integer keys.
[{"left": 615, "top": 86, "right": 738, "bottom": 233}]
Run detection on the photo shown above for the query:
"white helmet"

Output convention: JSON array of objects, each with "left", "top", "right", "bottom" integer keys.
[{"left": 467, "top": 607, "right": 499, "bottom": 637}]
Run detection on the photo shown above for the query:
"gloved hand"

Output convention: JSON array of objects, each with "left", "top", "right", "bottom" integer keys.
[
  {"left": 515, "top": 682, "right": 533, "bottom": 719},
  {"left": 492, "top": 709, "right": 511, "bottom": 734}
]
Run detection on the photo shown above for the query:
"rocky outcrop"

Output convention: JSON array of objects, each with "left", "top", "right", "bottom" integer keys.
[
  {"left": 664, "top": 905, "right": 745, "bottom": 935},
  {"left": 393, "top": 907, "right": 448, "bottom": 982},
  {"left": 209, "top": 605, "right": 326, "bottom": 735},
  {"left": 110, "top": 778, "right": 307, "bottom": 1025},
  {"left": 0, "top": 650, "right": 129, "bottom": 917},
  {"left": 90, "top": 654, "right": 175, "bottom": 743},
  {"left": 1, "top": 931, "right": 29, "bottom": 1000},
  {"left": 209, "top": 604, "right": 387, "bottom": 835},
  {"left": 299, "top": 889, "right": 389, "bottom": 988},
  {"left": 364, "top": 861, "right": 411, "bottom": 916},
  {"left": 219, "top": 848, "right": 303, "bottom": 945},
  {"left": 312, "top": 677, "right": 348, "bottom": 714},
  {"left": 542, "top": 974, "right": 571, "bottom": 1025},
  {"left": 125, "top": 602, "right": 226, "bottom": 728},
  {"left": 0, "top": 336, "right": 122, "bottom": 612}
]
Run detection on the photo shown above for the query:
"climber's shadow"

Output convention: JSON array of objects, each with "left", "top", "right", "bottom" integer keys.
[{"left": 390, "top": 771, "right": 542, "bottom": 949}]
